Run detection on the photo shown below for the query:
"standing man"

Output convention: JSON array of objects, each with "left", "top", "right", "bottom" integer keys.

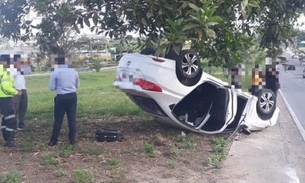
[
  {"left": 0, "top": 54, "right": 20, "bottom": 147},
  {"left": 13, "top": 54, "right": 29, "bottom": 131},
  {"left": 48, "top": 56, "right": 80, "bottom": 146}
]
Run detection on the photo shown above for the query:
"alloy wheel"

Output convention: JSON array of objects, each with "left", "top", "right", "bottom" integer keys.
[
  {"left": 259, "top": 92, "right": 275, "bottom": 112},
  {"left": 181, "top": 53, "right": 199, "bottom": 76}
]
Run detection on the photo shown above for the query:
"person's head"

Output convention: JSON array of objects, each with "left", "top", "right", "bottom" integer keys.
[
  {"left": 0, "top": 54, "right": 10, "bottom": 68},
  {"left": 13, "top": 54, "right": 22, "bottom": 70},
  {"left": 53, "top": 55, "right": 71, "bottom": 69}
]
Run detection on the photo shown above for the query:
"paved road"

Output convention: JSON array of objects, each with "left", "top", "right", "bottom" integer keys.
[{"left": 279, "top": 52, "right": 305, "bottom": 130}]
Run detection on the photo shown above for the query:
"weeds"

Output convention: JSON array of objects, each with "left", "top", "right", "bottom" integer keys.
[
  {"left": 143, "top": 142, "right": 156, "bottom": 157},
  {"left": 41, "top": 153, "right": 60, "bottom": 168},
  {"left": 58, "top": 145, "right": 75, "bottom": 158},
  {"left": 166, "top": 160, "right": 178, "bottom": 169},
  {"left": 79, "top": 145, "right": 102, "bottom": 156},
  {"left": 107, "top": 158, "right": 122, "bottom": 171},
  {"left": 170, "top": 147, "right": 181, "bottom": 157},
  {"left": 0, "top": 171, "right": 22, "bottom": 183},
  {"left": 206, "top": 137, "right": 227, "bottom": 168},
  {"left": 55, "top": 169, "right": 67, "bottom": 177},
  {"left": 176, "top": 134, "right": 195, "bottom": 150},
  {"left": 20, "top": 142, "right": 35, "bottom": 153},
  {"left": 72, "top": 169, "right": 94, "bottom": 183}
]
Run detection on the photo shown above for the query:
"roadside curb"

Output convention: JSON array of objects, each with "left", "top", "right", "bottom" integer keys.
[{"left": 279, "top": 89, "right": 305, "bottom": 141}]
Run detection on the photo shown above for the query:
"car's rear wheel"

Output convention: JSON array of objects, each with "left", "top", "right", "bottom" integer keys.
[
  {"left": 256, "top": 89, "right": 276, "bottom": 120},
  {"left": 176, "top": 49, "right": 202, "bottom": 86}
]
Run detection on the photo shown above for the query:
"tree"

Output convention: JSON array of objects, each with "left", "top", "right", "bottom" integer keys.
[{"left": 1, "top": 0, "right": 305, "bottom": 67}]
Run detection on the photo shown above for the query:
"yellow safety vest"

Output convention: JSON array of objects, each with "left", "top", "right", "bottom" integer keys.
[{"left": 0, "top": 65, "right": 18, "bottom": 98}]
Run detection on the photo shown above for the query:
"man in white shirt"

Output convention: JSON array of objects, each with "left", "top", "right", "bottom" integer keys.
[
  {"left": 13, "top": 55, "right": 29, "bottom": 131},
  {"left": 48, "top": 56, "right": 80, "bottom": 146}
]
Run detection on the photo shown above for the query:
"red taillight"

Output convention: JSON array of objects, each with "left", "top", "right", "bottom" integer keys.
[
  {"left": 152, "top": 57, "right": 165, "bottom": 62},
  {"left": 133, "top": 78, "right": 162, "bottom": 92}
]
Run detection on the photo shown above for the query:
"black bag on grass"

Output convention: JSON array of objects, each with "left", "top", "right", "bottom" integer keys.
[{"left": 95, "top": 128, "right": 123, "bottom": 142}]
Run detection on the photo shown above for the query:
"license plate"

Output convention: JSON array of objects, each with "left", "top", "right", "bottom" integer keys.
[{"left": 121, "top": 70, "right": 133, "bottom": 81}]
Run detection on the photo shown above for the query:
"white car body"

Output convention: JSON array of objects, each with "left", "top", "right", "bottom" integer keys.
[{"left": 113, "top": 53, "right": 280, "bottom": 134}]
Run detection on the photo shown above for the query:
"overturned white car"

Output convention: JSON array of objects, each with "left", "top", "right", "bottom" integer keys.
[{"left": 113, "top": 49, "right": 280, "bottom": 135}]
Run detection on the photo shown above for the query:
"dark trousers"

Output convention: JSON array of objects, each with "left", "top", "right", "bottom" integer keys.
[
  {"left": 13, "top": 90, "right": 28, "bottom": 126},
  {"left": 0, "top": 97, "right": 17, "bottom": 130},
  {"left": 50, "top": 92, "right": 77, "bottom": 143}
]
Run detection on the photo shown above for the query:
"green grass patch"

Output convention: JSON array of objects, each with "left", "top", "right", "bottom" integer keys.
[
  {"left": 143, "top": 142, "right": 156, "bottom": 158},
  {"left": 41, "top": 153, "right": 60, "bottom": 168},
  {"left": 72, "top": 169, "right": 94, "bottom": 183},
  {"left": 206, "top": 137, "right": 228, "bottom": 168},
  {"left": 107, "top": 158, "right": 122, "bottom": 170},
  {"left": 57, "top": 145, "right": 75, "bottom": 158},
  {"left": 55, "top": 169, "right": 67, "bottom": 177},
  {"left": 166, "top": 160, "right": 178, "bottom": 169},
  {"left": 26, "top": 70, "right": 142, "bottom": 121},
  {"left": 0, "top": 171, "right": 22, "bottom": 183}
]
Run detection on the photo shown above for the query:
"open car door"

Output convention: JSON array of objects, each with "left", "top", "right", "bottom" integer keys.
[{"left": 171, "top": 81, "right": 238, "bottom": 134}]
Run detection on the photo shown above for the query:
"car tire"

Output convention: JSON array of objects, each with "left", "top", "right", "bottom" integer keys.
[
  {"left": 255, "top": 89, "right": 276, "bottom": 119},
  {"left": 140, "top": 47, "right": 156, "bottom": 55},
  {"left": 176, "top": 49, "right": 202, "bottom": 86}
]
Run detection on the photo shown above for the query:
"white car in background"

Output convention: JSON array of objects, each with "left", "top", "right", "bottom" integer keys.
[{"left": 113, "top": 48, "right": 280, "bottom": 135}]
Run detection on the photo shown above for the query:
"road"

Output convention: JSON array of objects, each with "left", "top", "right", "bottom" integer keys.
[{"left": 279, "top": 51, "right": 305, "bottom": 130}]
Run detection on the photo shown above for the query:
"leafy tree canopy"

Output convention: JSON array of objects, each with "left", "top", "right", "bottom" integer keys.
[{"left": 0, "top": 0, "right": 305, "bottom": 66}]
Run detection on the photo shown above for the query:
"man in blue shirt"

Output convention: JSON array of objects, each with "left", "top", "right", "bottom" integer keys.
[{"left": 48, "top": 56, "right": 80, "bottom": 146}]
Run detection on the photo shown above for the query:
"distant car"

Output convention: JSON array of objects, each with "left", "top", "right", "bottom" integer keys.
[
  {"left": 292, "top": 54, "right": 300, "bottom": 59},
  {"left": 287, "top": 65, "right": 296, "bottom": 70},
  {"left": 113, "top": 48, "right": 280, "bottom": 135}
]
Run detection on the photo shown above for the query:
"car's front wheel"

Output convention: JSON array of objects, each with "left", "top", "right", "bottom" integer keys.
[
  {"left": 256, "top": 89, "right": 277, "bottom": 120},
  {"left": 176, "top": 49, "right": 202, "bottom": 86}
]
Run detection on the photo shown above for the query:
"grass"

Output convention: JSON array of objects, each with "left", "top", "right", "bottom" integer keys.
[
  {"left": 41, "top": 153, "right": 60, "bottom": 168},
  {"left": 72, "top": 169, "right": 94, "bottom": 183},
  {"left": 26, "top": 70, "right": 142, "bottom": 121},
  {"left": 166, "top": 160, "right": 178, "bottom": 169},
  {"left": 58, "top": 145, "right": 75, "bottom": 158},
  {"left": 17, "top": 68, "right": 234, "bottom": 181},
  {"left": 175, "top": 134, "right": 195, "bottom": 150},
  {"left": 0, "top": 171, "right": 22, "bottom": 183},
  {"left": 206, "top": 137, "right": 228, "bottom": 168},
  {"left": 55, "top": 169, "right": 67, "bottom": 177},
  {"left": 107, "top": 158, "right": 122, "bottom": 170},
  {"left": 143, "top": 142, "right": 156, "bottom": 157}
]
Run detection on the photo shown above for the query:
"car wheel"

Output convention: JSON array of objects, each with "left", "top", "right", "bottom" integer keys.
[
  {"left": 256, "top": 89, "right": 276, "bottom": 119},
  {"left": 176, "top": 49, "right": 202, "bottom": 86},
  {"left": 140, "top": 47, "right": 156, "bottom": 55}
]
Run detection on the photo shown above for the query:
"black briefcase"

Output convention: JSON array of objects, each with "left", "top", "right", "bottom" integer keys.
[{"left": 95, "top": 128, "right": 123, "bottom": 142}]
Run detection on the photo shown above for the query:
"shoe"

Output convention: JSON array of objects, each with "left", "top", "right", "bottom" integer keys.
[
  {"left": 17, "top": 123, "right": 25, "bottom": 131},
  {"left": 5, "top": 131, "right": 16, "bottom": 148},
  {"left": 69, "top": 140, "right": 76, "bottom": 145},
  {"left": 1, "top": 128, "right": 8, "bottom": 142},
  {"left": 47, "top": 139, "right": 58, "bottom": 146}
]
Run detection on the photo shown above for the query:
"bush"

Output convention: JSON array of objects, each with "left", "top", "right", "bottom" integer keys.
[{"left": 89, "top": 58, "right": 102, "bottom": 72}]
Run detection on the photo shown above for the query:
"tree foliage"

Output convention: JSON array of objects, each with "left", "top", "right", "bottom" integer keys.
[{"left": 0, "top": 0, "right": 305, "bottom": 66}]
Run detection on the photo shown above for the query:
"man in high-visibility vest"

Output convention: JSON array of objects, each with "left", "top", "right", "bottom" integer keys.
[{"left": 0, "top": 55, "right": 21, "bottom": 147}]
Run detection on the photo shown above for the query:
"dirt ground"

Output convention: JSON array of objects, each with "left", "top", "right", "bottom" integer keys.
[{"left": 0, "top": 115, "right": 225, "bottom": 183}]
